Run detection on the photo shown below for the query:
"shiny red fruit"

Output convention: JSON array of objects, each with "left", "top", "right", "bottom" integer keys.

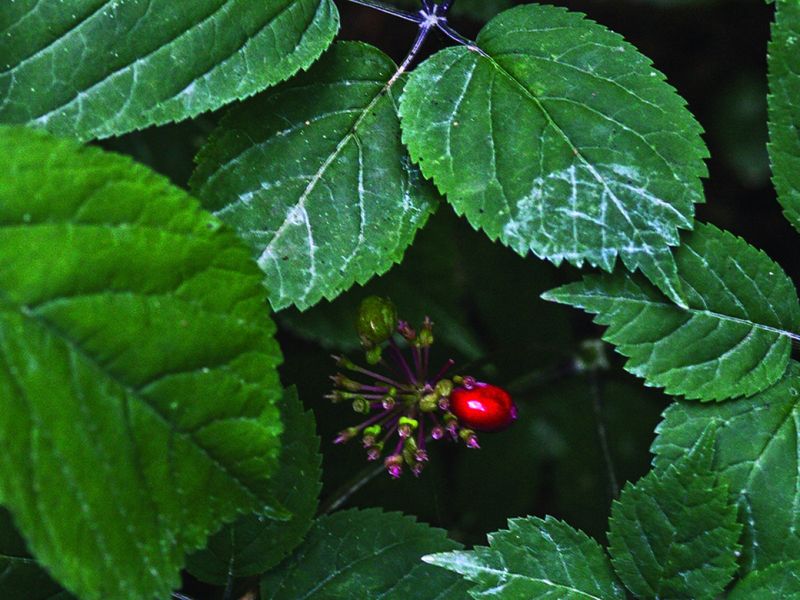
[{"left": 450, "top": 383, "right": 517, "bottom": 432}]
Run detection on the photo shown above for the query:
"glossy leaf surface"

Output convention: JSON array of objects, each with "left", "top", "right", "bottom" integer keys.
[
  {"left": 186, "top": 387, "right": 322, "bottom": 583},
  {"left": 424, "top": 516, "right": 625, "bottom": 599},
  {"left": 768, "top": 0, "right": 800, "bottom": 232},
  {"left": 544, "top": 223, "right": 800, "bottom": 401},
  {"left": 192, "top": 42, "right": 437, "bottom": 310},
  {"left": 608, "top": 431, "right": 741, "bottom": 599},
  {"left": 261, "top": 509, "right": 469, "bottom": 599},
  {"left": 400, "top": 4, "right": 708, "bottom": 305},
  {"left": 0, "top": 127, "right": 283, "bottom": 599},
  {"left": 0, "top": 0, "right": 338, "bottom": 140},
  {"left": 652, "top": 363, "right": 800, "bottom": 573}
]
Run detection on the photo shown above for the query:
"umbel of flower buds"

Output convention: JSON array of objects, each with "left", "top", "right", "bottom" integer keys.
[{"left": 328, "top": 296, "right": 517, "bottom": 479}]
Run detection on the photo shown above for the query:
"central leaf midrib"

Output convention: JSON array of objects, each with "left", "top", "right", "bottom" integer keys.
[
  {"left": 572, "top": 290, "right": 798, "bottom": 340},
  {"left": 260, "top": 67, "right": 399, "bottom": 257}
]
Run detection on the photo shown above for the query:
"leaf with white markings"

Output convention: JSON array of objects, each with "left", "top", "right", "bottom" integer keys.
[
  {"left": 260, "top": 509, "right": 470, "bottom": 599},
  {"left": 652, "top": 363, "right": 800, "bottom": 573},
  {"left": 192, "top": 42, "right": 438, "bottom": 310},
  {"left": 729, "top": 561, "right": 800, "bottom": 598},
  {"left": 0, "top": 0, "right": 338, "bottom": 140},
  {"left": 400, "top": 3, "right": 708, "bottom": 306},
  {"left": 768, "top": 0, "right": 800, "bottom": 233},
  {"left": 0, "top": 126, "right": 283, "bottom": 600},
  {"left": 186, "top": 387, "right": 322, "bottom": 583},
  {"left": 424, "top": 516, "right": 626, "bottom": 599},
  {"left": 543, "top": 222, "right": 800, "bottom": 401},
  {"left": 608, "top": 429, "right": 741, "bottom": 599}
]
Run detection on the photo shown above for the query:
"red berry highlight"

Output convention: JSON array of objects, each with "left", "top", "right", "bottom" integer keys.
[{"left": 450, "top": 383, "right": 517, "bottom": 432}]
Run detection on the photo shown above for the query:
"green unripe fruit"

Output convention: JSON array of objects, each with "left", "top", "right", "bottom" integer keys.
[{"left": 357, "top": 296, "right": 398, "bottom": 348}]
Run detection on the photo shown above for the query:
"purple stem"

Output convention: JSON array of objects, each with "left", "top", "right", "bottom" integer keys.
[
  {"left": 339, "top": 358, "right": 403, "bottom": 387},
  {"left": 389, "top": 338, "right": 417, "bottom": 384},
  {"left": 355, "top": 408, "right": 396, "bottom": 432},
  {"left": 345, "top": 0, "right": 423, "bottom": 23},
  {"left": 357, "top": 384, "right": 391, "bottom": 393},
  {"left": 423, "top": 346, "right": 430, "bottom": 381},
  {"left": 432, "top": 359, "right": 455, "bottom": 383},
  {"left": 412, "top": 345, "right": 422, "bottom": 380}
]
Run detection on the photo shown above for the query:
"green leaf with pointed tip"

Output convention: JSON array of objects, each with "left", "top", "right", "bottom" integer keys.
[
  {"left": 0, "top": 126, "right": 283, "bottom": 600},
  {"left": 400, "top": 3, "right": 708, "bottom": 306},
  {"left": 260, "top": 508, "right": 470, "bottom": 599},
  {"left": 652, "top": 362, "right": 800, "bottom": 573},
  {"left": 192, "top": 41, "right": 438, "bottom": 310},
  {"left": 768, "top": 0, "right": 800, "bottom": 232},
  {"left": 186, "top": 387, "right": 322, "bottom": 584},
  {"left": 608, "top": 429, "right": 741, "bottom": 599},
  {"left": 0, "top": 508, "right": 73, "bottom": 600},
  {"left": 543, "top": 222, "right": 800, "bottom": 401},
  {"left": 0, "top": 0, "right": 338, "bottom": 140},
  {"left": 730, "top": 561, "right": 800, "bottom": 598},
  {"left": 424, "top": 516, "right": 626, "bottom": 600},
  {"left": 278, "top": 209, "right": 483, "bottom": 359}
]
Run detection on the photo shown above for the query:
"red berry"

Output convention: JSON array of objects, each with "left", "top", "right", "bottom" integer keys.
[{"left": 450, "top": 383, "right": 517, "bottom": 432}]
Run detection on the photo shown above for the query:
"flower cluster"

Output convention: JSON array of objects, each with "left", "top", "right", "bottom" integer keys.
[{"left": 328, "top": 297, "right": 517, "bottom": 478}]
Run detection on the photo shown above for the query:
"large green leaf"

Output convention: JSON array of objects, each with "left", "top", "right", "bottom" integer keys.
[
  {"left": 400, "top": 3, "right": 708, "bottom": 306},
  {"left": 768, "top": 0, "right": 800, "bottom": 232},
  {"left": 608, "top": 430, "right": 741, "bottom": 599},
  {"left": 0, "top": 0, "right": 338, "bottom": 140},
  {"left": 543, "top": 222, "right": 800, "bottom": 401},
  {"left": 260, "top": 508, "right": 470, "bottom": 599},
  {"left": 0, "top": 508, "right": 72, "bottom": 600},
  {"left": 729, "top": 561, "right": 800, "bottom": 598},
  {"left": 192, "top": 41, "right": 438, "bottom": 310},
  {"left": 652, "top": 362, "right": 800, "bottom": 573},
  {"left": 424, "top": 516, "right": 626, "bottom": 599},
  {"left": 186, "top": 387, "right": 322, "bottom": 584},
  {"left": 0, "top": 126, "right": 283, "bottom": 599}
]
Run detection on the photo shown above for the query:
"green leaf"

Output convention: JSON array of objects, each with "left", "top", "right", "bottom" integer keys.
[
  {"left": 260, "top": 508, "right": 470, "bottom": 599},
  {"left": 768, "top": 0, "right": 800, "bottom": 233},
  {"left": 729, "top": 561, "right": 800, "bottom": 598},
  {"left": 186, "top": 387, "right": 322, "bottom": 584},
  {"left": 0, "top": 0, "right": 339, "bottom": 140},
  {"left": 652, "top": 362, "right": 800, "bottom": 573},
  {"left": 608, "top": 429, "right": 741, "bottom": 599},
  {"left": 543, "top": 222, "right": 800, "bottom": 401},
  {"left": 0, "top": 126, "right": 283, "bottom": 599},
  {"left": 278, "top": 208, "right": 483, "bottom": 359},
  {"left": 400, "top": 4, "right": 708, "bottom": 306},
  {"left": 0, "top": 508, "right": 72, "bottom": 600},
  {"left": 192, "top": 41, "right": 438, "bottom": 310},
  {"left": 424, "top": 516, "right": 626, "bottom": 599}
]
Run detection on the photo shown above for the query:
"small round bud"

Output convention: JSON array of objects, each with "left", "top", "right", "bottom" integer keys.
[
  {"left": 357, "top": 296, "right": 397, "bottom": 348},
  {"left": 431, "top": 425, "right": 445, "bottom": 440},
  {"left": 351, "top": 397, "right": 370, "bottom": 414},
  {"left": 382, "top": 397, "right": 396, "bottom": 410}
]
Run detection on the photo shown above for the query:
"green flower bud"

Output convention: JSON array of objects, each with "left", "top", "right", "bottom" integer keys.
[
  {"left": 435, "top": 379, "right": 453, "bottom": 397},
  {"left": 420, "top": 393, "right": 439, "bottom": 412},
  {"left": 357, "top": 296, "right": 398, "bottom": 348}
]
